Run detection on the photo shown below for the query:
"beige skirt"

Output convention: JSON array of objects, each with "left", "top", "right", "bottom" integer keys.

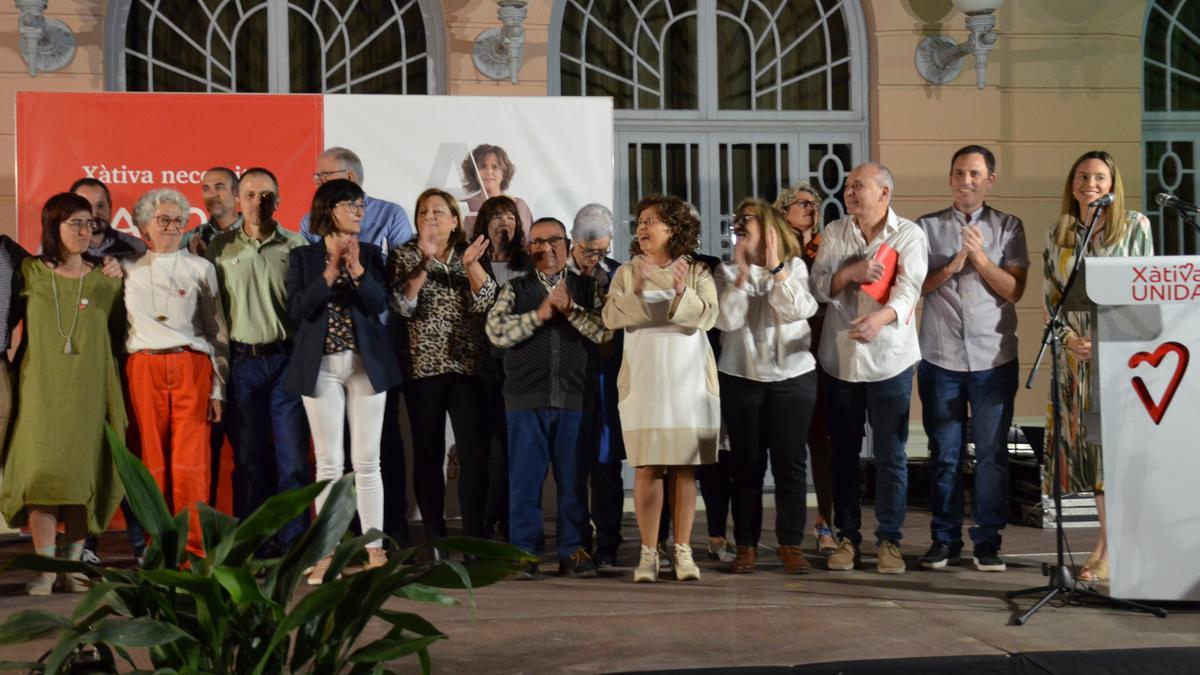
[{"left": 617, "top": 323, "right": 720, "bottom": 467}]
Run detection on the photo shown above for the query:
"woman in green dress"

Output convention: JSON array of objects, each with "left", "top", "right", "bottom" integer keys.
[
  {"left": 1042, "top": 150, "right": 1153, "bottom": 584},
  {"left": 0, "top": 192, "right": 126, "bottom": 595}
]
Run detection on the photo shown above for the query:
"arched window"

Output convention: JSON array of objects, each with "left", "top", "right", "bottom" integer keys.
[
  {"left": 550, "top": 0, "right": 868, "bottom": 259},
  {"left": 1143, "top": 0, "right": 1200, "bottom": 255},
  {"left": 105, "top": 0, "right": 445, "bottom": 94}
]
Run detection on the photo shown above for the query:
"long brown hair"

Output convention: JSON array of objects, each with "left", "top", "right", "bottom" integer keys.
[{"left": 1054, "top": 150, "right": 1129, "bottom": 249}]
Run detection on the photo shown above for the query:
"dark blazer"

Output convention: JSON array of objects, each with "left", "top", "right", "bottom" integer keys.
[{"left": 284, "top": 240, "right": 402, "bottom": 397}]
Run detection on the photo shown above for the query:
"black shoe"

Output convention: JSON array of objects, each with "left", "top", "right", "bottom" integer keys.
[
  {"left": 559, "top": 549, "right": 598, "bottom": 578},
  {"left": 593, "top": 548, "right": 617, "bottom": 569},
  {"left": 514, "top": 563, "right": 539, "bottom": 580},
  {"left": 919, "top": 542, "right": 961, "bottom": 569},
  {"left": 972, "top": 547, "right": 1006, "bottom": 572}
]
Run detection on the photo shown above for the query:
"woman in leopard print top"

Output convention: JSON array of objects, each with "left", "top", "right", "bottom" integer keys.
[{"left": 389, "top": 188, "right": 497, "bottom": 544}]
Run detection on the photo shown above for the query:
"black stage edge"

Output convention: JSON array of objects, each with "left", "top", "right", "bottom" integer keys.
[{"left": 615, "top": 646, "right": 1200, "bottom": 675}]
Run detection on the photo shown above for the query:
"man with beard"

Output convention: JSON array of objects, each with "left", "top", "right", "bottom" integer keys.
[
  {"left": 71, "top": 177, "right": 147, "bottom": 259},
  {"left": 485, "top": 217, "right": 611, "bottom": 579},
  {"left": 182, "top": 167, "right": 242, "bottom": 256},
  {"left": 207, "top": 167, "right": 309, "bottom": 553}
]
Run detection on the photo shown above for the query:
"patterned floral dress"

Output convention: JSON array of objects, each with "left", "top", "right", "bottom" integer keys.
[{"left": 1042, "top": 210, "right": 1153, "bottom": 494}]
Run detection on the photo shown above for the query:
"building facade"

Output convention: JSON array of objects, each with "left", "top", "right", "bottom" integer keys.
[{"left": 1, "top": 0, "right": 1192, "bottom": 423}]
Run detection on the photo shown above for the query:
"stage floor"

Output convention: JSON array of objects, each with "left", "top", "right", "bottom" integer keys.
[{"left": 2, "top": 509, "right": 1198, "bottom": 672}]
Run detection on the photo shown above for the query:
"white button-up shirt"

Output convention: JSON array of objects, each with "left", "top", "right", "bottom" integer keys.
[
  {"left": 123, "top": 250, "right": 230, "bottom": 400},
  {"left": 715, "top": 257, "right": 819, "bottom": 382},
  {"left": 810, "top": 207, "right": 928, "bottom": 382}
]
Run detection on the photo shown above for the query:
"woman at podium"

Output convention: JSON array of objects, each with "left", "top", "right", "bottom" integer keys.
[{"left": 1042, "top": 150, "right": 1154, "bottom": 583}]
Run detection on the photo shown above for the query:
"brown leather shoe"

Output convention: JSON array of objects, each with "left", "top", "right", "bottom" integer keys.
[
  {"left": 730, "top": 545, "right": 757, "bottom": 573},
  {"left": 778, "top": 545, "right": 811, "bottom": 574}
]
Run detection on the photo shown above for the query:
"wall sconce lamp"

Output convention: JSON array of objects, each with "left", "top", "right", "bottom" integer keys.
[
  {"left": 473, "top": 0, "right": 529, "bottom": 84},
  {"left": 915, "top": 0, "right": 1005, "bottom": 89},
  {"left": 16, "top": 0, "right": 77, "bottom": 76}
]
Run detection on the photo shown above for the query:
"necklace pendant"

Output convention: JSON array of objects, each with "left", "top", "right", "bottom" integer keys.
[
  {"left": 155, "top": 315, "right": 168, "bottom": 322},
  {"left": 63, "top": 337, "right": 73, "bottom": 355}
]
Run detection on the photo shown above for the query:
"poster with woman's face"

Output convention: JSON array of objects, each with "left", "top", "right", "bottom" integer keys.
[{"left": 322, "top": 95, "right": 614, "bottom": 240}]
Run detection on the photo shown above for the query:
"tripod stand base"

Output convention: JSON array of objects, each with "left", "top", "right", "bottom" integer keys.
[{"left": 1006, "top": 564, "right": 1168, "bottom": 625}]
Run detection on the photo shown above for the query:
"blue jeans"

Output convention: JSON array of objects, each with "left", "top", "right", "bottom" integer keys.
[
  {"left": 507, "top": 408, "right": 587, "bottom": 560},
  {"left": 828, "top": 367, "right": 914, "bottom": 546},
  {"left": 227, "top": 349, "right": 311, "bottom": 548},
  {"left": 918, "top": 359, "right": 1017, "bottom": 550}
]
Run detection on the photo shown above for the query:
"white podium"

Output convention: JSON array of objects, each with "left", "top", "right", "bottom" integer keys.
[{"left": 1088, "top": 256, "right": 1200, "bottom": 601}]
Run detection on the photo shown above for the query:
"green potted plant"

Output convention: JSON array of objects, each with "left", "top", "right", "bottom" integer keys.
[{"left": 0, "top": 426, "right": 535, "bottom": 673}]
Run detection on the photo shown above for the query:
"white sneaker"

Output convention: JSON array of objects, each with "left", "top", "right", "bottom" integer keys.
[
  {"left": 674, "top": 544, "right": 701, "bottom": 581},
  {"left": 706, "top": 536, "right": 736, "bottom": 563},
  {"left": 633, "top": 545, "right": 659, "bottom": 583}
]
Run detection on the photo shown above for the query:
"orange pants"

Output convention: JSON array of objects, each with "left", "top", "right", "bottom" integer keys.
[{"left": 126, "top": 350, "right": 213, "bottom": 558}]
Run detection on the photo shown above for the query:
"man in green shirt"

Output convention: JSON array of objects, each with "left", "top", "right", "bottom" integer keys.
[{"left": 207, "top": 167, "right": 309, "bottom": 551}]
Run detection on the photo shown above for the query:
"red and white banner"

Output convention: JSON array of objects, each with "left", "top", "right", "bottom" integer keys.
[{"left": 15, "top": 92, "right": 615, "bottom": 249}]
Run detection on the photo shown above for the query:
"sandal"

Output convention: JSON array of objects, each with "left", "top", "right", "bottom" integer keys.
[
  {"left": 1078, "top": 558, "right": 1108, "bottom": 583},
  {"left": 814, "top": 524, "right": 837, "bottom": 556}
]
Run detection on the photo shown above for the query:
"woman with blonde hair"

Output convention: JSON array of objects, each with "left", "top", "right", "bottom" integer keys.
[
  {"left": 602, "top": 194, "right": 720, "bottom": 583},
  {"left": 715, "top": 198, "right": 819, "bottom": 573},
  {"left": 1043, "top": 150, "right": 1153, "bottom": 583},
  {"left": 773, "top": 181, "right": 837, "bottom": 556}
]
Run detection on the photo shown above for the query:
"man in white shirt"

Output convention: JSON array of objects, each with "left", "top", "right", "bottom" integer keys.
[{"left": 810, "top": 162, "right": 928, "bottom": 574}]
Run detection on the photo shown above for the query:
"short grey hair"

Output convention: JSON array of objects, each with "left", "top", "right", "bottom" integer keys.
[
  {"left": 322, "top": 146, "right": 365, "bottom": 185},
  {"left": 860, "top": 161, "right": 895, "bottom": 194},
  {"left": 572, "top": 203, "right": 614, "bottom": 241},
  {"left": 133, "top": 188, "right": 190, "bottom": 231}
]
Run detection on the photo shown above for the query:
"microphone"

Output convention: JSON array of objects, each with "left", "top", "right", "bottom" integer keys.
[
  {"left": 1156, "top": 192, "right": 1200, "bottom": 213},
  {"left": 1089, "top": 193, "right": 1115, "bottom": 209}
]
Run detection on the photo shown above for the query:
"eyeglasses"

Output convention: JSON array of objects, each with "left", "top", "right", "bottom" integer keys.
[
  {"left": 336, "top": 200, "right": 365, "bottom": 213},
  {"left": 154, "top": 215, "right": 186, "bottom": 230},
  {"left": 789, "top": 199, "right": 818, "bottom": 211},
  {"left": 733, "top": 213, "right": 760, "bottom": 226},
  {"left": 529, "top": 236, "right": 567, "bottom": 248},
  {"left": 313, "top": 169, "right": 348, "bottom": 184},
  {"left": 578, "top": 245, "right": 610, "bottom": 259},
  {"left": 63, "top": 218, "right": 98, "bottom": 233},
  {"left": 635, "top": 217, "right": 662, "bottom": 228}
]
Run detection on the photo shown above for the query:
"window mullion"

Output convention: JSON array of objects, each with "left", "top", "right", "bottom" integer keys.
[
  {"left": 267, "top": 0, "right": 290, "bottom": 92},
  {"left": 698, "top": 0, "right": 718, "bottom": 117}
]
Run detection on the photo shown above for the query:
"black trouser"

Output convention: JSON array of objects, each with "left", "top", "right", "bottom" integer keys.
[
  {"left": 721, "top": 370, "right": 817, "bottom": 548},
  {"left": 589, "top": 459, "right": 624, "bottom": 555},
  {"left": 698, "top": 450, "right": 734, "bottom": 539},
  {"left": 380, "top": 385, "right": 410, "bottom": 547},
  {"left": 404, "top": 374, "right": 490, "bottom": 541},
  {"left": 483, "top": 378, "right": 509, "bottom": 538}
]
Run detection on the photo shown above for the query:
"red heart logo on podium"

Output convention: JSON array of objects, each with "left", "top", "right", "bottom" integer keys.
[{"left": 1128, "top": 341, "right": 1190, "bottom": 425}]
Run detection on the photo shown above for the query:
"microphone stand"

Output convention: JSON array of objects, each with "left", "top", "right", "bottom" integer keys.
[{"left": 1007, "top": 200, "right": 1167, "bottom": 625}]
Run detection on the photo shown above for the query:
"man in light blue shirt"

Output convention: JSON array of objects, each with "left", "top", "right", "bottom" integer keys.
[{"left": 299, "top": 147, "right": 413, "bottom": 254}]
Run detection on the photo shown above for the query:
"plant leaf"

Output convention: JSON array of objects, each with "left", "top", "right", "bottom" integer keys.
[
  {"left": 417, "top": 558, "right": 525, "bottom": 590},
  {"left": 269, "top": 474, "right": 357, "bottom": 599},
  {"left": 1, "top": 553, "right": 93, "bottom": 575},
  {"left": 0, "top": 661, "right": 45, "bottom": 672},
  {"left": 72, "top": 582, "right": 132, "bottom": 622},
  {"left": 347, "top": 636, "right": 444, "bottom": 664},
  {"left": 77, "top": 617, "right": 191, "bottom": 649},
  {"left": 250, "top": 581, "right": 349, "bottom": 675},
  {"left": 432, "top": 537, "right": 539, "bottom": 561},
  {"left": 0, "top": 610, "right": 72, "bottom": 645},
  {"left": 372, "top": 610, "right": 444, "bottom": 638},
  {"left": 212, "top": 565, "right": 272, "bottom": 606},
  {"left": 108, "top": 424, "right": 175, "bottom": 542},
  {"left": 198, "top": 502, "right": 239, "bottom": 566},
  {"left": 224, "top": 481, "right": 329, "bottom": 566},
  {"left": 393, "top": 583, "right": 458, "bottom": 607}
]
